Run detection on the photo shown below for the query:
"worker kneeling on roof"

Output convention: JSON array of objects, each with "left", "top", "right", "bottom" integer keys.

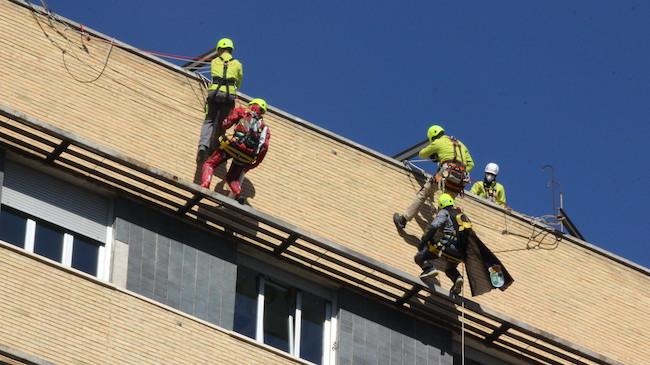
[
  {"left": 415, "top": 194, "right": 515, "bottom": 296},
  {"left": 393, "top": 124, "right": 474, "bottom": 230},
  {"left": 470, "top": 163, "right": 507, "bottom": 207},
  {"left": 194, "top": 37, "right": 244, "bottom": 183},
  {"left": 200, "top": 98, "right": 270, "bottom": 202}
]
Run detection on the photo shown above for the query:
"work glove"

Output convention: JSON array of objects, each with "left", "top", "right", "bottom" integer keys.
[
  {"left": 435, "top": 242, "right": 444, "bottom": 257},
  {"left": 227, "top": 108, "right": 247, "bottom": 122}
]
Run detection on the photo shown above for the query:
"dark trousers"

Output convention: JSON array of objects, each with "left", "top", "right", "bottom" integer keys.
[
  {"left": 414, "top": 241, "right": 462, "bottom": 282},
  {"left": 194, "top": 91, "right": 235, "bottom": 183}
]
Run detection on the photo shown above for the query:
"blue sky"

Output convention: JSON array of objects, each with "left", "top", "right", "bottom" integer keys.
[{"left": 41, "top": 1, "right": 649, "bottom": 267}]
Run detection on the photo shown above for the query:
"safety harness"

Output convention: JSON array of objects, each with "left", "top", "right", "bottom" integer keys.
[
  {"left": 426, "top": 207, "right": 471, "bottom": 264},
  {"left": 219, "top": 116, "right": 267, "bottom": 164},
  {"left": 483, "top": 181, "right": 498, "bottom": 202},
  {"left": 435, "top": 137, "right": 469, "bottom": 194},
  {"left": 211, "top": 55, "right": 238, "bottom": 99}
]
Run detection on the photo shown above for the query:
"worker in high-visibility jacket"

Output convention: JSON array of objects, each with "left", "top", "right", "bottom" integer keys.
[
  {"left": 200, "top": 98, "right": 269, "bottom": 201},
  {"left": 416, "top": 194, "right": 515, "bottom": 297},
  {"left": 194, "top": 37, "right": 244, "bottom": 183},
  {"left": 393, "top": 125, "right": 474, "bottom": 230},
  {"left": 415, "top": 194, "right": 467, "bottom": 295},
  {"left": 470, "top": 163, "right": 507, "bottom": 207}
]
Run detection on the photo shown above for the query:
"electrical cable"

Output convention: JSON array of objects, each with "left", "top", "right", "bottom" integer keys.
[{"left": 62, "top": 38, "right": 114, "bottom": 83}]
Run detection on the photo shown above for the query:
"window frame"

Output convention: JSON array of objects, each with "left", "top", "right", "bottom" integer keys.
[
  {"left": 254, "top": 275, "right": 335, "bottom": 364},
  {"left": 235, "top": 256, "right": 338, "bottom": 365},
  {"left": 0, "top": 204, "right": 111, "bottom": 279}
]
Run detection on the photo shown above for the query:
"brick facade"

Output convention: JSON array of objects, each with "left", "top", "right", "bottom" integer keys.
[
  {"left": 1, "top": 1, "right": 649, "bottom": 363},
  {"left": 0, "top": 242, "right": 302, "bottom": 365}
]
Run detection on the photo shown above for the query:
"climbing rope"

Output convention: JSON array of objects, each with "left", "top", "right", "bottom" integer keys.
[{"left": 460, "top": 268, "right": 466, "bottom": 365}]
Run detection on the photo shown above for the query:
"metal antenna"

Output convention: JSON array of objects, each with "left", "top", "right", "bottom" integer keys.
[{"left": 542, "top": 165, "right": 563, "bottom": 231}]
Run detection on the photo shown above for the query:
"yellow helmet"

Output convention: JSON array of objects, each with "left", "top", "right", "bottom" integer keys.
[
  {"left": 216, "top": 38, "right": 234, "bottom": 51},
  {"left": 427, "top": 125, "right": 445, "bottom": 141},
  {"left": 438, "top": 193, "right": 455, "bottom": 209},
  {"left": 248, "top": 98, "right": 267, "bottom": 113}
]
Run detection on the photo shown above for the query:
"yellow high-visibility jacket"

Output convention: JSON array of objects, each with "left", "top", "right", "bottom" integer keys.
[
  {"left": 470, "top": 181, "right": 507, "bottom": 207},
  {"left": 209, "top": 52, "right": 243, "bottom": 94},
  {"left": 418, "top": 135, "right": 474, "bottom": 172}
]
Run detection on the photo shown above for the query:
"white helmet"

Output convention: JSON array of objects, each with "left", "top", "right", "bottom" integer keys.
[{"left": 485, "top": 162, "right": 499, "bottom": 176}]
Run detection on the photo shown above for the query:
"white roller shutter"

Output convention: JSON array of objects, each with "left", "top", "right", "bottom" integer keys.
[{"left": 1, "top": 160, "right": 109, "bottom": 242}]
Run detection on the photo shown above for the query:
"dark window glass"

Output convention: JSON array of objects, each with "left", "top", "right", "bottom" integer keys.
[
  {"left": 0, "top": 207, "right": 26, "bottom": 248},
  {"left": 72, "top": 236, "right": 100, "bottom": 276},
  {"left": 233, "top": 267, "right": 258, "bottom": 339},
  {"left": 33, "top": 223, "right": 63, "bottom": 262},
  {"left": 300, "top": 292, "right": 325, "bottom": 364},
  {"left": 263, "top": 282, "right": 291, "bottom": 352}
]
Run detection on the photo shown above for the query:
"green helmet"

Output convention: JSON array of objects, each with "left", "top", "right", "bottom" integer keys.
[
  {"left": 249, "top": 98, "right": 267, "bottom": 113},
  {"left": 438, "top": 193, "right": 455, "bottom": 209},
  {"left": 427, "top": 125, "right": 445, "bottom": 141},
  {"left": 216, "top": 38, "right": 234, "bottom": 51}
]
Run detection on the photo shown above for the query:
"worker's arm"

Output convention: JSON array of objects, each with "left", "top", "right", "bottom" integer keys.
[
  {"left": 420, "top": 209, "right": 450, "bottom": 244},
  {"left": 248, "top": 127, "right": 270, "bottom": 170},
  {"left": 209, "top": 58, "right": 218, "bottom": 77},
  {"left": 235, "top": 61, "right": 243, "bottom": 89},
  {"left": 418, "top": 140, "right": 438, "bottom": 160},
  {"left": 470, "top": 181, "right": 483, "bottom": 196},
  {"left": 497, "top": 183, "right": 507, "bottom": 207},
  {"left": 463, "top": 144, "right": 475, "bottom": 172},
  {"left": 222, "top": 107, "right": 247, "bottom": 130}
]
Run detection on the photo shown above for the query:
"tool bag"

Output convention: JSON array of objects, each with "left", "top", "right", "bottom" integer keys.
[{"left": 434, "top": 161, "right": 467, "bottom": 194}]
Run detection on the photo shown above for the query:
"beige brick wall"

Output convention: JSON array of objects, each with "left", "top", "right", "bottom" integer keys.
[
  {"left": 1, "top": 1, "right": 649, "bottom": 363},
  {"left": 0, "top": 242, "right": 303, "bottom": 365}
]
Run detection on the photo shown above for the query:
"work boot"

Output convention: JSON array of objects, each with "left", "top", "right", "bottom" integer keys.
[
  {"left": 450, "top": 276, "right": 464, "bottom": 296},
  {"left": 393, "top": 213, "right": 407, "bottom": 230},
  {"left": 419, "top": 267, "right": 439, "bottom": 280}
]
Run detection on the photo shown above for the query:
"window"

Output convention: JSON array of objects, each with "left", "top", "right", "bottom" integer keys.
[
  {"left": 0, "top": 160, "right": 111, "bottom": 280},
  {"left": 34, "top": 222, "right": 64, "bottom": 262},
  {"left": 71, "top": 236, "right": 100, "bottom": 276},
  {"left": 0, "top": 207, "right": 27, "bottom": 248},
  {"left": 233, "top": 266, "right": 258, "bottom": 339},
  {"left": 234, "top": 266, "right": 335, "bottom": 364},
  {"left": 300, "top": 292, "right": 326, "bottom": 363},
  {"left": 0, "top": 205, "right": 103, "bottom": 277},
  {"left": 263, "top": 282, "right": 292, "bottom": 352}
]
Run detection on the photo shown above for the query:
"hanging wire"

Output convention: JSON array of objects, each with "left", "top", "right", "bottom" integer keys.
[
  {"left": 62, "top": 38, "right": 115, "bottom": 83},
  {"left": 460, "top": 268, "right": 466, "bottom": 365}
]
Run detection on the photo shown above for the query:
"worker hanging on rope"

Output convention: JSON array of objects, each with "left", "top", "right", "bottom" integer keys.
[
  {"left": 470, "top": 163, "right": 507, "bottom": 207},
  {"left": 200, "top": 98, "right": 270, "bottom": 202},
  {"left": 415, "top": 194, "right": 515, "bottom": 296},
  {"left": 194, "top": 37, "right": 244, "bottom": 183},
  {"left": 393, "top": 125, "right": 474, "bottom": 230}
]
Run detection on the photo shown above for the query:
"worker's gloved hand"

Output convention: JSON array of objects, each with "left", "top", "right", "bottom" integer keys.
[
  {"left": 435, "top": 243, "right": 444, "bottom": 257},
  {"left": 227, "top": 108, "right": 247, "bottom": 122}
]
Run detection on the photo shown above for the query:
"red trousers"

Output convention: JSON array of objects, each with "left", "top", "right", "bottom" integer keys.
[{"left": 200, "top": 150, "right": 247, "bottom": 198}]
